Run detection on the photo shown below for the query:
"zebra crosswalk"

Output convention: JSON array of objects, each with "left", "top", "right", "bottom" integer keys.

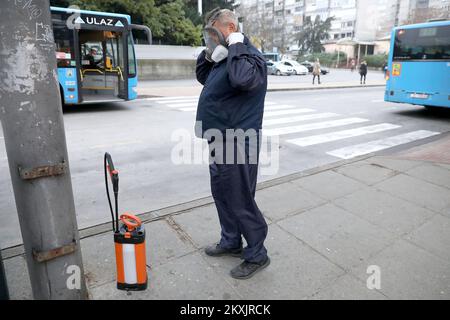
[{"left": 145, "top": 96, "right": 441, "bottom": 160}]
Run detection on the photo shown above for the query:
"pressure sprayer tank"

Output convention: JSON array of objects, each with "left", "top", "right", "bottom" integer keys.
[
  {"left": 114, "top": 214, "right": 148, "bottom": 291},
  {"left": 104, "top": 152, "right": 148, "bottom": 291}
]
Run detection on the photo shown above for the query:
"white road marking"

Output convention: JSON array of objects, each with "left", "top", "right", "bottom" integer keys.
[
  {"left": 287, "top": 123, "right": 401, "bottom": 147},
  {"left": 263, "top": 118, "right": 370, "bottom": 136},
  {"left": 179, "top": 107, "right": 198, "bottom": 112},
  {"left": 174, "top": 104, "right": 298, "bottom": 113},
  {"left": 371, "top": 99, "right": 385, "bottom": 103},
  {"left": 167, "top": 102, "right": 198, "bottom": 108},
  {"left": 89, "top": 140, "right": 144, "bottom": 149},
  {"left": 265, "top": 104, "right": 298, "bottom": 111},
  {"left": 158, "top": 99, "right": 199, "bottom": 104},
  {"left": 326, "top": 130, "right": 440, "bottom": 159},
  {"left": 264, "top": 108, "right": 316, "bottom": 118},
  {"left": 139, "top": 96, "right": 198, "bottom": 101},
  {"left": 264, "top": 113, "right": 339, "bottom": 126}
]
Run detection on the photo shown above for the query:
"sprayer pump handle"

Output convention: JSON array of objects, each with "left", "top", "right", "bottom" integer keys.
[{"left": 120, "top": 213, "right": 141, "bottom": 231}]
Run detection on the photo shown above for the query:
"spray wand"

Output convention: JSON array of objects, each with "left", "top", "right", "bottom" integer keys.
[{"left": 104, "top": 152, "right": 119, "bottom": 232}]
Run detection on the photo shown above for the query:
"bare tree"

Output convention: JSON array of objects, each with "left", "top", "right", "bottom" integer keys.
[{"left": 238, "top": 1, "right": 274, "bottom": 52}]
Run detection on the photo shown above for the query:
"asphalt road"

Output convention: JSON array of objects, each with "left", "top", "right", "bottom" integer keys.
[{"left": 1, "top": 86, "right": 449, "bottom": 248}]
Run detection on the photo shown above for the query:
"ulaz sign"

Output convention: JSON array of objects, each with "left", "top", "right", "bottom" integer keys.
[{"left": 74, "top": 15, "right": 125, "bottom": 28}]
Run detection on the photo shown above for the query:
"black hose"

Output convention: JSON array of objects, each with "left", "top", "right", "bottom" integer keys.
[
  {"left": 115, "top": 193, "right": 119, "bottom": 232},
  {"left": 104, "top": 153, "right": 116, "bottom": 232}
]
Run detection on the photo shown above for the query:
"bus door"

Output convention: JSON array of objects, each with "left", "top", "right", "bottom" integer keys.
[{"left": 78, "top": 28, "right": 128, "bottom": 102}]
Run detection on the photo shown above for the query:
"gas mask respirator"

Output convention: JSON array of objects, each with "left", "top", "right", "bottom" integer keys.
[{"left": 203, "top": 26, "right": 228, "bottom": 63}]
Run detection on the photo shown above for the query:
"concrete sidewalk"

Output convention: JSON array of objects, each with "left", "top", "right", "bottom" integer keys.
[
  {"left": 3, "top": 134, "right": 450, "bottom": 300},
  {"left": 136, "top": 80, "right": 386, "bottom": 97}
]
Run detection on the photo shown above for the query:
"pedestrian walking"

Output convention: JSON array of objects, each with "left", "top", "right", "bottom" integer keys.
[
  {"left": 195, "top": 8, "right": 270, "bottom": 280},
  {"left": 312, "top": 58, "right": 321, "bottom": 85},
  {"left": 359, "top": 60, "right": 368, "bottom": 84},
  {"left": 383, "top": 62, "right": 388, "bottom": 78},
  {"left": 350, "top": 59, "right": 356, "bottom": 72}
]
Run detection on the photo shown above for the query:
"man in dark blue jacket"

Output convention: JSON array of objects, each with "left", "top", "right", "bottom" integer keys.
[{"left": 195, "top": 8, "right": 270, "bottom": 280}]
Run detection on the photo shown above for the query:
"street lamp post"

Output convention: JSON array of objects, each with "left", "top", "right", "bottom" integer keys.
[
  {"left": 198, "top": 0, "right": 203, "bottom": 15},
  {"left": 0, "top": 0, "right": 87, "bottom": 299}
]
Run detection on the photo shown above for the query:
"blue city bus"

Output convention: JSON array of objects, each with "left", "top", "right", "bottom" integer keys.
[
  {"left": 385, "top": 20, "right": 450, "bottom": 109},
  {"left": 51, "top": 7, "right": 151, "bottom": 105}
]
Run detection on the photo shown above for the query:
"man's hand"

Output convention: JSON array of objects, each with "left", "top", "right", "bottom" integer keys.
[
  {"left": 227, "top": 32, "right": 244, "bottom": 46},
  {"left": 204, "top": 48, "right": 213, "bottom": 62}
]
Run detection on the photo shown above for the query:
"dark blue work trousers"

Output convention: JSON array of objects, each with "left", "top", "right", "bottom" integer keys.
[{"left": 208, "top": 135, "right": 268, "bottom": 264}]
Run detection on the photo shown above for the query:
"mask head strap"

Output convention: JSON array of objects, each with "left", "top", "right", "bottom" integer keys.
[{"left": 204, "top": 7, "right": 222, "bottom": 27}]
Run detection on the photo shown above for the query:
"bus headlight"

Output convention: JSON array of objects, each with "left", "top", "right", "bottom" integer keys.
[{"left": 132, "top": 87, "right": 138, "bottom": 94}]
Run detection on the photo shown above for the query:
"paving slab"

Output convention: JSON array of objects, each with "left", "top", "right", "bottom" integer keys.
[
  {"left": 82, "top": 219, "right": 196, "bottom": 289},
  {"left": 404, "top": 214, "right": 450, "bottom": 262},
  {"left": 89, "top": 252, "right": 241, "bottom": 300},
  {"left": 81, "top": 232, "right": 116, "bottom": 288},
  {"left": 437, "top": 163, "right": 450, "bottom": 170},
  {"left": 256, "top": 182, "right": 327, "bottom": 221},
  {"left": 349, "top": 239, "right": 450, "bottom": 300},
  {"left": 364, "top": 157, "right": 423, "bottom": 173},
  {"left": 201, "top": 224, "right": 344, "bottom": 300},
  {"left": 277, "top": 203, "right": 396, "bottom": 270},
  {"left": 375, "top": 174, "right": 450, "bottom": 213},
  {"left": 441, "top": 204, "right": 450, "bottom": 218},
  {"left": 3, "top": 255, "right": 32, "bottom": 300},
  {"left": 334, "top": 186, "right": 435, "bottom": 236},
  {"left": 334, "top": 161, "right": 397, "bottom": 185},
  {"left": 172, "top": 205, "right": 223, "bottom": 249},
  {"left": 309, "top": 274, "right": 386, "bottom": 300},
  {"left": 393, "top": 133, "right": 450, "bottom": 165},
  {"left": 290, "top": 170, "right": 366, "bottom": 201},
  {"left": 405, "top": 163, "right": 450, "bottom": 190}
]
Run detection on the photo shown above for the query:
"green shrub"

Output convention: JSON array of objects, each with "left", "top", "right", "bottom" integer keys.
[
  {"left": 362, "top": 54, "right": 388, "bottom": 68},
  {"left": 297, "top": 52, "right": 348, "bottom": 67}
]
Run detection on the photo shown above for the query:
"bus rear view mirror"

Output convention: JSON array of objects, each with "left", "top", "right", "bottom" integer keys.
[{"left": 129, "top": 24, "right": 152, "bottom": 45}]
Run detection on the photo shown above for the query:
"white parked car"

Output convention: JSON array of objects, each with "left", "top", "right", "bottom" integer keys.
[
  {"left": 280, "top": 60, "right": 309, "bottom": 75},
  {"left": 272, "top": 61, "right": 294, "bottom": 76}
]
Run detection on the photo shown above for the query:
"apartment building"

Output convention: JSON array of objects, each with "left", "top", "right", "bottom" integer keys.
[{"left": 236, "top": 0, "right": 449, "bottom": 58}]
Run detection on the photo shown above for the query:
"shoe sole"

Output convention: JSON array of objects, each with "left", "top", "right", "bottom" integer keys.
[
  {"left": 205, "top": 250, "right": 243, "bottom": 258},
  {"left": 230, "top": 257, "right": 271, "bottom": 280}
]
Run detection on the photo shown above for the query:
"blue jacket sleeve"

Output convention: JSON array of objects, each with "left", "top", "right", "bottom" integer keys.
[
  {"left": 227, "top": 42, "right": 267, "bottom": 91},
  {"left": 196, "top": 50, "right": 214, "bottom": 86}
]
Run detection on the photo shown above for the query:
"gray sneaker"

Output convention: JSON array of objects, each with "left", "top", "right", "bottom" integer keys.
[
  {"left": 230, "top": 257, "right": 271, "bottom": 280},
  {"left": 204, "top": 243, "right": 243, "bottom": 258}
]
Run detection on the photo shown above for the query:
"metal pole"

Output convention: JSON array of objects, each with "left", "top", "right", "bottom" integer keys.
[
  {"left": 198, "top": 0, "right": 203, "bottom": 15},
  {"left": 0, "top": 0, "right": 87, "bottom": 299},
  {"left": 0, "top": 252, "right": 9, "bottom": 300},
  {"left": 357, "top": 44, "right": 361, "bottom": 65},
  {"left": 337, "top": 49, "right": 340, "bottom": 68}
]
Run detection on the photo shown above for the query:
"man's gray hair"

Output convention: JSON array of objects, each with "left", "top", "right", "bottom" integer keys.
[{"left": 212, "top": 9, "right": 239, "bottom": 30}]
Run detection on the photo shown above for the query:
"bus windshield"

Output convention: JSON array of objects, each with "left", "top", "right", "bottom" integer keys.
[{"left": 393, "top": 25, "right": 450, "bottom": 61}]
